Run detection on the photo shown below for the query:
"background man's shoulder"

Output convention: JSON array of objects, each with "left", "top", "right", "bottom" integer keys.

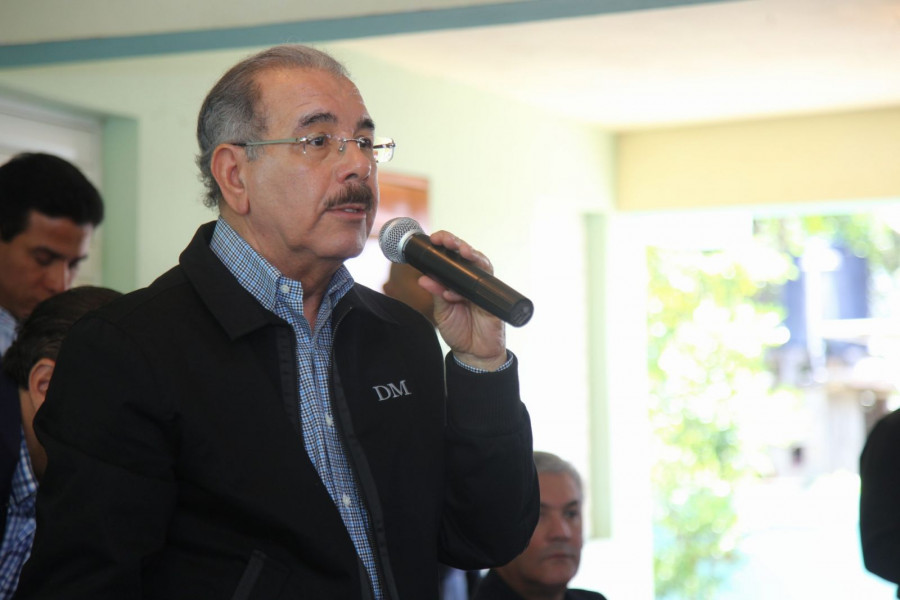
[{"left": 567, "top": 588, "right": 609, "bottom": 600}]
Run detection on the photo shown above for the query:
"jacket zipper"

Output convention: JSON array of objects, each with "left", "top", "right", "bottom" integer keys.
[{"left": 330, "top": 307, "right": 392, "bottom": 600}]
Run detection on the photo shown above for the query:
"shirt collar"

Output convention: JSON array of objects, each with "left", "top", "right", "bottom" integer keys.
[
  {"left": 209, "top": 218, "right": 355, "bottom": 318},
  {"left": 0, "top": 305, "right": 17, "bottom": 354},
  {"left": 10, "top": 435, "right": 37, "bottom": 506}
]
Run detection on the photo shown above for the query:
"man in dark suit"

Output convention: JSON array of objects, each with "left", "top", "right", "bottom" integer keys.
[
  {"left": 15, "top": 44, "right": 538, "bottom": 600},
  {"left": 0, "top": 152, "right": 103, "bottom": 558},
  {"left": 474, "top": 452, "right": 608, "bottom": 600}
]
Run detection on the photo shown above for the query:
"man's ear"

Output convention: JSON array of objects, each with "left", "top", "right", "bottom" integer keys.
[
  {"left": 27, "top": 358, "right": 56, "bottom": 412},
  {"left": 211, "top": 144, "right": 250, "bottom": 216}
]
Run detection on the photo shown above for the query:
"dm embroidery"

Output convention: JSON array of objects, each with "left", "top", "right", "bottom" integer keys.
[{"left": 372, "top": 380, "right": 411, "bottom": 401}]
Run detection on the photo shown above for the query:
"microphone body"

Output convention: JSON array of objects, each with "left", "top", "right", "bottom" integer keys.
[{"left": 379, "top": 217, "right": 534, "bottom": 327}]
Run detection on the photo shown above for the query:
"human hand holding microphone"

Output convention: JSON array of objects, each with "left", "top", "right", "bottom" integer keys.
[{"left": 379, "top": 217, "right": 534, "bottom": 327}]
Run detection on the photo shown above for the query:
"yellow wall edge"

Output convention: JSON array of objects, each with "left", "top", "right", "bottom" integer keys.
[{"left": 618, "top": 106, "right": 900, "bottom": 211}]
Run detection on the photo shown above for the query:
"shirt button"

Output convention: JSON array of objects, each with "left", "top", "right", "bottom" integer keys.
[
  {"left": 342, "top": 494, "right": 352, "bottom": 507},
  {"left": 325, "top": 415, "right": 334, "bottom": 427},
  {"left": 280, "top": 284, "right": 290, "bottom": 294}
]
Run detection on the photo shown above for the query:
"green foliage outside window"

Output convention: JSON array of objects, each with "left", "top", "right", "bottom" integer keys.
[
  {"left": 648, "top": 211, "right": 900, "bottom": 599},
  {"left": 648, "top": 243, "right": 791, "bottom": 599}
]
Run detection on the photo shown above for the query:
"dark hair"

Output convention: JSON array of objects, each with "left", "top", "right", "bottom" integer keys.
[
  {"left": 195, "top": 44, "right": 350, "bottom": 208},
  {"left": 2, "top": 285, "right": 121, "bottom": 388},
  {"left": 0, "top": 152, "right": 105, "bottom": 241}
]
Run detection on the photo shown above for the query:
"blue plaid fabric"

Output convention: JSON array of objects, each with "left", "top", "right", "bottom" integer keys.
[
  {"left": 0, "top": 435, "right": 37, "bottom": 600},
  {"left": 0, "top": 308, "right": 15, "bottom": 355},
  {"left": 210, "top": 219, "right": 382, "bottom": 599}
]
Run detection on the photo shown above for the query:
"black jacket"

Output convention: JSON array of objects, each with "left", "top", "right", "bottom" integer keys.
[
  {"left": 860, "top": 409, "right": 900, "bottom": 597},
  {"left": 16, "top": 222, "right": 539, "bottom": 600},
  {"left": 473, "top": 570, "right": 607, "bottom": 600}
]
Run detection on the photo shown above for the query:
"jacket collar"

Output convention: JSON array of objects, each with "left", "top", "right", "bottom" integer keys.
[
  {"left": 180, "top": 222, "right": 399, "bottom": 339},
  {"left": 180, "top": 222, "right": 283, "bottom": 340},
  {"left": 334, "top": 282, "right": 401, "bottom": 327}
]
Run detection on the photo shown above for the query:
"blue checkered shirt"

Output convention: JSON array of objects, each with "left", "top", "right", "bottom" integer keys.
[
  {"left": 210, "top": 219, "right": 382, "bottom": 599},
  {"left": 0, "top": 435, "right": 37, "bottom": 600},
  {"left": 0, "top": 308, "right": 15, "bottom": 355}
]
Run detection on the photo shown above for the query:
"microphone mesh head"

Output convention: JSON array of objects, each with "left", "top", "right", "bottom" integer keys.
[{"left": 379, "top": 217, "right": 423, "bottom": 264}]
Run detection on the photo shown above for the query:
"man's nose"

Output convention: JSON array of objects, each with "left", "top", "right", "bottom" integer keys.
[
  {"left": 336, "top": 139, "right": 373, "bottom": 182},
  {"left": 546, "top": 514, "right": 573, "bottom": 540},
  {"left": 46, "top": 262, "right": 75, "bottom": 293}
]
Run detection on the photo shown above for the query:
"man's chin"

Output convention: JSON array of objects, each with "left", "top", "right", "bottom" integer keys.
[{"left": 538, "top": 560, "right": 579, "bottom": 583}]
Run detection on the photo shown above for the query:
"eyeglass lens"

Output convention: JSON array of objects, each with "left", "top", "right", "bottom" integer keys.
[{"left": 302, "top": 135, "right": 393, "bottom": 164}]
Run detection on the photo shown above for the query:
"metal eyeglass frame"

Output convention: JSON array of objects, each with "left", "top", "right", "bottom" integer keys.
[{"left": 232, "top": 134, "right": 395, "bottom": 163}]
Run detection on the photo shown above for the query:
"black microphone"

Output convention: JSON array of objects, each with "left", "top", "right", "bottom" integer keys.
[{"left": 378, "top": 217, "right": 534, "bottom": 327}]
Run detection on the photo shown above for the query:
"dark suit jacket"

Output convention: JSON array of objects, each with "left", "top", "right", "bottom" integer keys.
[
  {"left": 473, "top": 570, "right": 608, "bottom": 600},
  {"left": 860, "top": 409, "right": 900, "bottom": 597},
  {"left": 16, "top": 222, "right": 539, "bottom": 600}
]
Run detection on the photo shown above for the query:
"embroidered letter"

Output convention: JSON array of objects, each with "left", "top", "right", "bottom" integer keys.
[{"left": 373, "top": 380, "right": 411, "bottom": 401}]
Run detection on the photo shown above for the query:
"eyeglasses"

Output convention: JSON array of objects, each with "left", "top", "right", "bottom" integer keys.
[{"left": 233, "top": 134, "right": 395, "bottom": 164}]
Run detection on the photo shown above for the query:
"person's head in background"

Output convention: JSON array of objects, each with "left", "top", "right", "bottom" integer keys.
[
  {"left": 0, "top": 152, "right": 104, "bottom": 320},
  {"left": 382, "top": 262, "right": 436, "bottom": 326},
  {"left": 495, "top": 451, "right": 584, "bottom": 600},
  {"left": 2, "top": 285, "right": 121, "bottom": 479}
]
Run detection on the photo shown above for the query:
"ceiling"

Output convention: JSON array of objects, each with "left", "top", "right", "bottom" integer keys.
[
  {"left": 334, "top": 0, "right": 900, "bottom": 129},
  {"left": 3, "top": 0, "right": 899, "bottom": 130}
]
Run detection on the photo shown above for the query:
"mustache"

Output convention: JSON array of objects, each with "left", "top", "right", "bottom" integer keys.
[{"left": 325, "top": 185, "right": 374, "bottom": 211}]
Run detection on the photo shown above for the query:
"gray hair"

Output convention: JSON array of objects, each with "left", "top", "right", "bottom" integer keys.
[
  {"left": 195, "top": 44, "right": 351, "bottom": 208},
  {"left": 533, "top": 451, "right": 583, "bottom": 496}
]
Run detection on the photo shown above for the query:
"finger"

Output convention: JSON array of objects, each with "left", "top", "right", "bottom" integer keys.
[
  {"left": 428, "top": 230, "right": 460, "bottom": 250},
  {"left": 429, "top": 231, "right": 493, "bottom": 273},
  {"left": 417, "top": 274, "right": 447, "bottom": 297},
  {"left": 467, "top": 248, "right": 492, "bottom": 273},
  {"left": 454, "top": 242, "right": 492, "bottom": 273},
  {"left": 418, "top": 275, "right": 465, "bottom": 304},
  {"left": 441, "top": 288, "right": 466, "bottom": 303}
]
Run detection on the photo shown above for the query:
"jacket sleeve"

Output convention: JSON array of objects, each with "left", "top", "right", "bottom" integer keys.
[
  {"left": 860, "top": 411, "right": 900, "bottom": 586},
  {"left": 438, "top": 352, "right": 539, "bottom": 569},
  {"left": 14, "top": 315, "right": 177, "bottom": 600}
]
